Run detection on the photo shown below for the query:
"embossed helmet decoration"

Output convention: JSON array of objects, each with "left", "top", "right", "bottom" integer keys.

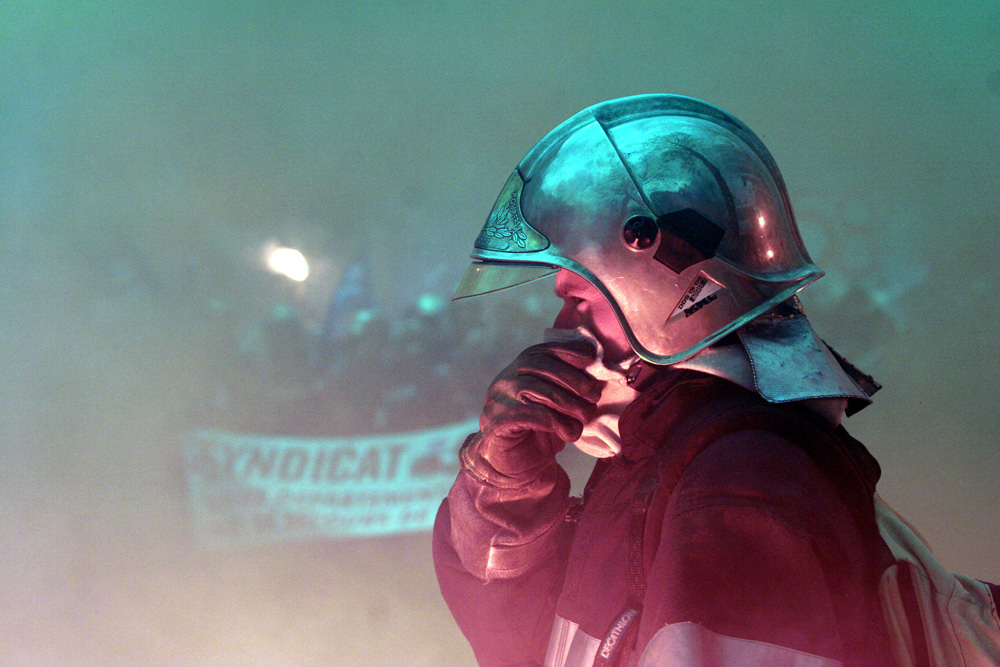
[{"left": 454, "top": 94, "right": 823, "bottom": 365}]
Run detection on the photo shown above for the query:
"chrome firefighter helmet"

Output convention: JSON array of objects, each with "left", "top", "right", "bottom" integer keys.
[{"left": 454, "top": 95, "right": 824, "bottom": 365}]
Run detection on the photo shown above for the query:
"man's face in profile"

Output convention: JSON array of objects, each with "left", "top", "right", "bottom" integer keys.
[{"left": 551, "top": 269, "right": 632, "bottom": 365}]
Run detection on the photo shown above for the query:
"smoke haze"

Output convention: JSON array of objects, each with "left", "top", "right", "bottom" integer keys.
[{"left": 2, "top": 2, "right": 998, "bottom": 665}]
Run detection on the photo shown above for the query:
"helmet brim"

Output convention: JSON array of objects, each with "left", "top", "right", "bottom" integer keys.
[{"left": 452, "top": 261, "right": 558, "bottom": 301}]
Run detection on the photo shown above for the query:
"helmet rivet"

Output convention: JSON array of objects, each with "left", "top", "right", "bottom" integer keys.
[{"left": 623, "top": 216, "right": 658, "bottom": 251}]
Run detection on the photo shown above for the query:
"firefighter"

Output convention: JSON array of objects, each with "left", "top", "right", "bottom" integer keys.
[{"left": 433, "top": 95, "right": 891, "bottom": 667}]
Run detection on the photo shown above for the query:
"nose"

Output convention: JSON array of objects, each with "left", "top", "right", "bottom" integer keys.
[{"left": 553, "top": 297, "right": 586, "bottom": 331}]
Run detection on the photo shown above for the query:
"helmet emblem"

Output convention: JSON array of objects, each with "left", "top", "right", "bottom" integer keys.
[
  {"left": 478, "top": 189, "right": 528, "bottom": 249},
  {"left": 473, "top": 171, "right": 549, "bottom": 253}
]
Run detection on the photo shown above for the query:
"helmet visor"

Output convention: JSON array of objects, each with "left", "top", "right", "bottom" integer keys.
[{"left": 452, "top": 261, "right": 558, "bottom": 300}]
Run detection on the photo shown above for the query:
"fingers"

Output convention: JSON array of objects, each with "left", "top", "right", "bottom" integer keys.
[
  {"left": 480, "top": 378, "right": 593, "bottom": 452},
  {"left": 484, "top": 401, "right": 583, "bottom": 449},
  {"left": 514, "top": 374, "right": 597, "bottom": 424},
  {"left": 512, "top": 342, "right": 604, "bottom": 403},
  {"left": 479, "top": 425, "right": 565, "bottom": 478},
  {"left": 484, "top": 367, "right": 599, "bottom": 424},
  {"left": 521, "top": 339, "right": 598, "bottom": 369},
  {"left": 475, "top": 342, "right": 605, "bottom": 478}
]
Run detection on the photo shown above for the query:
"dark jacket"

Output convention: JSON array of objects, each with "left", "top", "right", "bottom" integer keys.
[{"left": 434, "top": 369, "right": 894, "bottom": 666}]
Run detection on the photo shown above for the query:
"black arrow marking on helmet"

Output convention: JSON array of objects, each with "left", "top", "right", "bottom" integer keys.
[
  {"left": 670, "top": 141, "right": 739, "bottom": 232},
  {"left": 595, "top": 117, "right": 733, "bottom": 274},
  {"left": 653, "top": 208, "right": 725, "bottom": 274}
]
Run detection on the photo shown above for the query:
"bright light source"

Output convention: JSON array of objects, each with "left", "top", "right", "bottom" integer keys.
[
  {"left": 758, "top": 215, "right": 766, "bottom": 228},
  {"left": 766, "top": 249, "right": 775, "bottom": 259},
  {"left": 267, "top": 246, "right": 309, "bottom": 282}
]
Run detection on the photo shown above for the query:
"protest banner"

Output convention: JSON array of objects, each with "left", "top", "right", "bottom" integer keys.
[{"left": 184, "top": 419, "right": 476, "bottom": 546}]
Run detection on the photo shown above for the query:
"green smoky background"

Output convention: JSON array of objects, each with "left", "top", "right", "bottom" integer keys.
[{"left": 2, "top": 2, "right": 998, "bottom": 665}]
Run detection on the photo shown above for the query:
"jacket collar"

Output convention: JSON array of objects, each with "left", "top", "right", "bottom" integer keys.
[
  {"left": 618, "top": 368, "right": 740, "bottom": 462},
  {"left": 615, "top": 366, "right": 882, "bottom": 495}
]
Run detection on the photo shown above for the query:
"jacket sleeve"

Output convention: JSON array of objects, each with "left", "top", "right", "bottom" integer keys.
[
  {"left": 635, "top": 430, "right": 890, "bottom": 667},
  {"left": 432, "top": 437, "right": 575, "bottom": 666}
]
